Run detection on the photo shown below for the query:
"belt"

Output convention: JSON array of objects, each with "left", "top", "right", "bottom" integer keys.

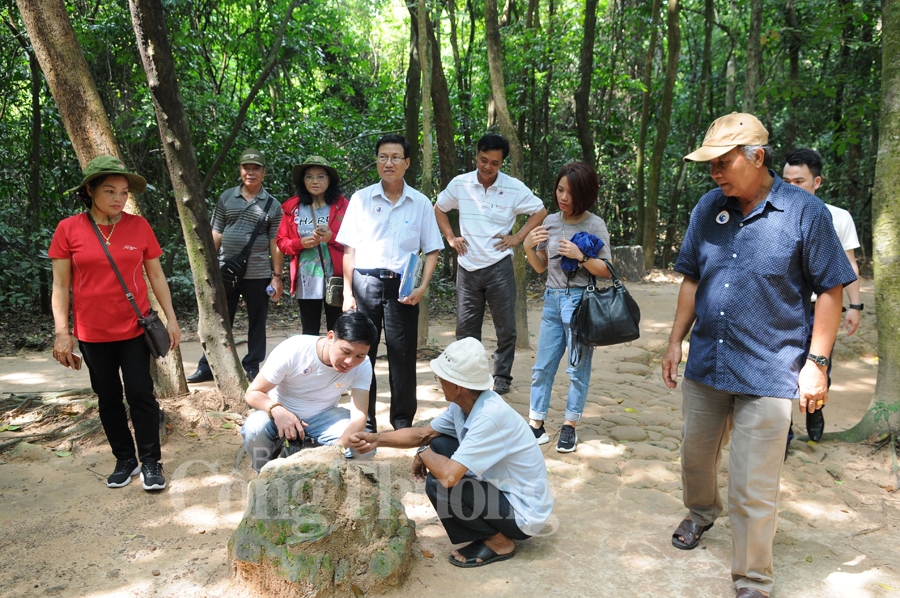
[{"left": 356, "top": 268, "right": 401, "bottom": 279}]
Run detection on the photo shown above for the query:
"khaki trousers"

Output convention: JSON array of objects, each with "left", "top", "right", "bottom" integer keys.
[{"left": 680, "top": 378, "right": 792, "bottom": 594}]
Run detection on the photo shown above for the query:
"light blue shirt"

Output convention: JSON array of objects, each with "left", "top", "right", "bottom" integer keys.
[{"left": 430, "top": 391, "right": 554, "bottom": 536}]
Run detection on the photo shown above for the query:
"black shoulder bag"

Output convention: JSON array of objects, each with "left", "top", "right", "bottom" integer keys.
[
  {"left": 569, "top": 258, "right": 641, "bottom": 366},
  {"left": 88, "top": 214, "right": 170, "bottom": 359},
  {"left": 220, "top": 195, "right": 275, "bottom": 291}
]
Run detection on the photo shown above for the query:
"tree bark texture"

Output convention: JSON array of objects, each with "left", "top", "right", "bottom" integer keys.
[
  {"left": 835, "top": 0, "right": 900, "bottom": 441},
  {"left": 741, "top": 0, "right": 762, "bottom": 113},
  {"left": 485, "top": 0, "right": 529, "bottom": 349},
  {"left": 635, "top": 0, "right": 662, "bottom": 246},
  {"left": 642, "top": 0, "right": 680, "bottom": 271},
  {"left": 17, "top": 0, "right": 186, "bottom": 397},
  {"left": 784, "top": 0, "right": 801, "bottom": 151},
  {"left": 575, "top": 0, "right": 598, "bottom": 167},
  {"left": 404, "top": 17, "right": 421, "bottom": 188},
  {"left": 415, "top": 0, "right": 433, "bottom": 349},
  {"left": 129, "top": 0, "right": 248, "bottom": 408}
]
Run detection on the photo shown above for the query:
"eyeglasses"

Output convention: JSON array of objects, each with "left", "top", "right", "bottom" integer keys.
[
  {"left": 377, "top": 155, "right": 406, "bottom": 164},
  {"left": 304, "top": 174, "right": 328, "bottom": 182}
]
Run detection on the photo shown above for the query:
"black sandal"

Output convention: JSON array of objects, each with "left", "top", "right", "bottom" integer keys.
[
  {"left": 448, "top": 540, "right": 516, "bottom": 568},
  {"left": 671, "top": 518, "right": 713, "bottom": 550}
]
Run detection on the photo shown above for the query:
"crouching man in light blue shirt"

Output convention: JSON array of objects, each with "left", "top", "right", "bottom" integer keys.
[{"left": 349, "top": 337, "right": 554, "bottom": 568}]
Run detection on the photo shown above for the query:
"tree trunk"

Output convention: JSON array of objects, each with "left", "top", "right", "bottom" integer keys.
[
  {"left": 416, "top": 0, "right": 434, "bottom": 349},
  {"left": 643, "top": 0, "right": 680, "bottom": 271},
  {"left": 26, "top": 47, "right": 49, "bottom": 314},
  {"left": 16, "top": 0, "right": 187, "bottom": 397},
  {"left": 424, "top": 10, "right": 457, "bottom": 189},
  {"left": 485, "top": 0, "right": 529, "bottom": 350},
  {"left": 833, "top": 0, "right": 900, "bottom": 442},
  {"left": 635, "top": 0, "right": 662, "bottom": 246},
  {"left": 129, "top": 0, "right": 248, "bottom": 409},
  {"left": 404, "top": 17, "right": 421, "bottom": 188},
  {"left": 575, "top": 0, "right": 598, "bottom": 167},
  {"left": 742, "top": 0, "right": 762, "bottom": 113},
  {"left": 200, "top": 0, "right": 303, "bottom": 195},
  {"left": 784, "top": 0, "right": 800, "bottom": 151}
]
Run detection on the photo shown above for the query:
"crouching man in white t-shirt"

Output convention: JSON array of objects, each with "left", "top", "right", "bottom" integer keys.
[
  {"left": 348, "top": 337, "right": 554, "bottom": 568},
  {"left": 240, "top": 311, "right": 379, "bottom": 472}
]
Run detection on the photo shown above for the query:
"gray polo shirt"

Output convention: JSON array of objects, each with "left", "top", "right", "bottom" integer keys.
[{"left": 212, "top": 185, "right": 282, "bottom": 280}]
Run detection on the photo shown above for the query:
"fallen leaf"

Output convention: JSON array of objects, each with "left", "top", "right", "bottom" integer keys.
[
  {"left": 624, "top": 408, "right": 637, "bottom": 414},
  {"left": 877, "top": 582, "right": 899, "bottom": 591},
  {"left": 806, "top": 556, "right": 813, "bottom": 562},
  {"left": 351, "top": 584, "right": 365, "bottom": 597},
  {"left": 615, "top": 399, "right": 624, "bottom": 404},
  {"left": 834, "top": 480, "right": 845, "bottom": 485},
  {"left": 0, "top": 424, "right": 8, "bottom": 432},
  {"left": 221, "top": 422, "right": 236, "bottom": 429},
  {"left": 421, "top": 550, "right": 434, "bottom": 558},
  {"left": 7, "top": 425, "right": 21, "bottom": 431},
  {"left": 125, "top": 534, "right": 136, "bottom": 540},
  {"left": 806, "top": 440, "right": 818, "bottom": 446},
  {"left": 188, "top": 432, "right": 198, "bottom": 437},
  {"left": 54, "top": 451, "right": 72, "bottom": 457},
  {"left": 841, "top": 510, "right": 849, "bottom": 513}
]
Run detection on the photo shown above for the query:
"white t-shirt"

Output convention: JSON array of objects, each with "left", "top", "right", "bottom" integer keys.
[
  {"left": 336, "top": 181, "right": 443, "bottom": 272},
  {"left": 826, "top": 204, "right": 860, "bottom": 251},
  {"left": 430, "top": 390, "right": 554, "bottom": 536},
  {"left": 436, "top": 171, "right": 544, "bottom": 271},
  {"left": 260, "top": 335, "right": 372, "bottom": 420}
]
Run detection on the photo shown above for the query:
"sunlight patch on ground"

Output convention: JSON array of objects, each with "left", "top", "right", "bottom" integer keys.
[
  {"left": 824, "top": 568, "right": 897, "bottom": 597},
  {"left": 782, "top": 499, "right": 855, "bottom": 523},
  {"left": 579, "top": 440, "right": 628, "bottom": 459},
  {"left": 0, "top": 372, "right": 49, "bottom": 385}
]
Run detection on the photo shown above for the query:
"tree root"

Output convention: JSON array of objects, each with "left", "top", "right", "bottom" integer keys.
[{"left": 850, "top": 489, "right": 900, "bottom": 552}]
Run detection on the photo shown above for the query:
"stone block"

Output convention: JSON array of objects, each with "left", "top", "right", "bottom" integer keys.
[
  {"left": 229, "top": 447, "right": 414, "bottom": 597},
  {"left": 610, "top": 245, "right": 645, "bottom": 281}
]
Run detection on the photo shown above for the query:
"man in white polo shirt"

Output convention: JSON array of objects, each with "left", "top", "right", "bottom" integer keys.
[
  {"left": 240, "top": 311, "right": 379, "bottom": 472},
  {"left": 434, "top": 135, "right": 546, "bottom": 395},
  {"left": 336, "top": 134, "right": 443, "bottom": 432},
  {"left": 349, "top": 337, "right": 554, "bottom": 568}
]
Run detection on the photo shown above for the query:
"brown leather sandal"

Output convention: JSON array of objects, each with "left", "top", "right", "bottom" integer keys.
[{"left": 671, "top": 518, "right": 714, "bottom": 550}]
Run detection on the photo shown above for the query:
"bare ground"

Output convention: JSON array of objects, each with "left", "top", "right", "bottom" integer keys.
[{"left": 1, "top": 277, "right": 898, "bottom": 598}]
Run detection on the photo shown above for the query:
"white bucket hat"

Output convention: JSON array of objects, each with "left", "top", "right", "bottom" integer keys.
[{"left": 430, "top": 337, "right": 494, "bottom": 391}]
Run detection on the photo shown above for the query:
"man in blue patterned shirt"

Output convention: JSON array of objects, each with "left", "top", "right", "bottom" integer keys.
[{"left": 661, "top": 113, "right": 856, "bottom": 598}]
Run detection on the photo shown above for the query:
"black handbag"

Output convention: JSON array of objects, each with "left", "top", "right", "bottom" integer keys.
[
  {"left": 220, "top": 195, "right": 274, "bottom": 291},
  {"left": 87, "top": 214, "right": 170, "bottom": 359},
  {"left": 569, "top": 258, "right": 641, "bottom": 366}
]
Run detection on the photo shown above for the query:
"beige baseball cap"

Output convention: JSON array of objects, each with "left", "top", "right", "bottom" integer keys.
[{"left": 683, "top": 112, "right": 769, "bottom": 162}]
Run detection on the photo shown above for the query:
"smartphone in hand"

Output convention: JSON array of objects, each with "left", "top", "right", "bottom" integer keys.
[
  {"left": 72, "top": 353, "right": 83, "bottom": 370},
  {"left": 315, "top": 224, "right": 330, "bottom": 235}
]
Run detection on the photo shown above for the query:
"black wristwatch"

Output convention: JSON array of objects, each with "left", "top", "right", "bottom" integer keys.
[
  {"left": 807, "top": 354, "right": 830, "bottom": 367},
  {"left": 580, "top": 254, "right": 590, "bottom": 263},
  {"left": 848, "top": 303, "right": 864, "bottom": 311},
  {"left": 416, "top": 445, "right": 430, "bottom": 456}
]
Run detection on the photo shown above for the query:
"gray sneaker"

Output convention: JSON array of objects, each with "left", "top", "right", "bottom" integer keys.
[{"left": 556, "top": 424, "right": 578, "bottom": 453}]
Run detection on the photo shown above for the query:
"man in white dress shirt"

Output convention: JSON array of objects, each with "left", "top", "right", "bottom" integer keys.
[{"left": 336, "top": 134, "right": 443, "bottom": 431}]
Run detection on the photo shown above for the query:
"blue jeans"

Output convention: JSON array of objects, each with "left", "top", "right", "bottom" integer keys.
[
  {"left": 529, "top": 287, "right": 593, "bottom": 423},
  {"left": 240, "top": 405, "right": 372, "bottom": 472}
]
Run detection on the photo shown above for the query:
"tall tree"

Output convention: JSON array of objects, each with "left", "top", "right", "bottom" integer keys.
[
  {"left": 742, "top": 0, "right": 762, "bottom": 112},
  {"left": 783, "top": 0, "right": 801, "bottom": 150},
  {"left": 416, "top": 0, "right": 434, "bottom": 349},
  {"left": 404, "top": 17, "right": 421, "bottom": 188},
  {"left": 485, "top": 0, "right": 529, "bottom": 349},
  {"left": 642, "top": 0, "right": 680, "bottom": 271},
  {"left": 16, "top": 0, "right": 186, "bottom": 397},
  {"left": 129, "top": 0, "right": 248, "bottom": 409},
  {"left": 575, "top": 0, "right": 598, "bottom": 166},
  {"left": 835, "top": 0, "right": 900, "bottom": 442},
  {"left": 635, "top": 0, "right": 662, "bottom": 246}
]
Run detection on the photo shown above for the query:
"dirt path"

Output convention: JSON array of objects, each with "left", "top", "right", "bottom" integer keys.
[{"left": 1, "top": 278, "right": 897, "bottom": 598}]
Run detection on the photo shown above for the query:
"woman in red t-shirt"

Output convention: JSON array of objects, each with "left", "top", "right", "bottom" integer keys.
[
  {"left": 277, "top": 156, "right": 349, "bottom": 334},
  {"left": 49, "top": 156, "right": 181, "bottom": 492}
]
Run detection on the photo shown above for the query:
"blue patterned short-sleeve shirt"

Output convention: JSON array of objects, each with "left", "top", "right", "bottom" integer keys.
[{"left": 674, "top": 172, "right": 857, "bottom": 399}]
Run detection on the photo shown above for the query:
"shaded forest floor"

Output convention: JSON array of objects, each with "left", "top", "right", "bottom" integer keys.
[{"left": 1, "top": 276, "right": 899, "bottom": 597}]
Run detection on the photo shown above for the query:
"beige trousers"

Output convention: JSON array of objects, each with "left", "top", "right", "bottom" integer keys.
[{"left": 680, "top": 378, "right": 792, "bottom": 594}]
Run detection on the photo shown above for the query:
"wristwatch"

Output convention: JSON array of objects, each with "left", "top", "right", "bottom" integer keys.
[
  {"left": 416, "top": 445, "right": 430, "bottom": 456},
  {"left": 848, "top": 303, "right": 864, "bottom": 311},
  {"left": 807, "top": 354, "right": 830, "bottom": 367},
  {"left": 581, "top": 254, "right": 590, "bottom": 263}
]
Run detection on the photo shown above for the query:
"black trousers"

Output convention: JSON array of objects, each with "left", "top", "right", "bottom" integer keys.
[
  {"left": 352, "top": 271, "right": 418, "bottom": 431},
  {"left": 424, "top": 435, "right": 530, "bottom": 545},
  {"left": 198, "top": 277, "right": 270, "bottom": 375},
  {"left": 80, "top": 335, "right": 161, "bottom": 464},
  {"left": 297, "top": 298, "right": 342, "bottom": 336}
]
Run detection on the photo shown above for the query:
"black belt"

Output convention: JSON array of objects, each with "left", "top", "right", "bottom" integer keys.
[{"left": 356, "top": 268, "right": 400, "bottom": 279}]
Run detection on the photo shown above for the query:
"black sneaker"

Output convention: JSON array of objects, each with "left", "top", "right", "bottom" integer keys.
[
  {"left": 107, "top": 458, "right": 140, "bottom": 488},
  {"left": 531, "top": 424, "right": 549, "bottom": 445},
  {"left": 556, "top": 424, "right": 578, "bottom": 453},
  {"left": 141, "top": 462, "right": 166, "bottom": 491},
  {"left": 493, "top": 378, "right": 511, "bottom": 395}
]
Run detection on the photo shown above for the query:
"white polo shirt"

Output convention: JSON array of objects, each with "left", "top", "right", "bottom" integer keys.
[
  {"left": 435, "top": 171, "right": 544, "bottom": 271},
  {"left": 337, "top": 181, "right": 443, "bottom": 272},
  {"left": 430, "top": 390, "right": 554, "bottom": 536}
]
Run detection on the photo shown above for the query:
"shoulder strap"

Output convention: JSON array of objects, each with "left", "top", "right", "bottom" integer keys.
[
  {"left": 242, "top": 194, "right": 274, "bottom": 254},
  {"left": 309, "top": 204, "right": 328, "bottom": 271},
  {"left": 87, "top": 213, "right": 145, "bottom": 321}
]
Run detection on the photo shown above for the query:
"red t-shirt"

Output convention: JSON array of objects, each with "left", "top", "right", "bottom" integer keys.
[{"left": 48, "top": 212, "right": 163, "bottom": 343}]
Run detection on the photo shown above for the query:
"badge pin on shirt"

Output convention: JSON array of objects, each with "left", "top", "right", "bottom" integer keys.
[{"left": 716, "top": 210, "right": 730, "bottom": 225}]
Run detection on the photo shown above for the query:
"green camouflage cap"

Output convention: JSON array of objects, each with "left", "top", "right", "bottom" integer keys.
[
  {"left": 65, "top": 155, "right": 147, "bottom": 194},
  {"left": 291, "top": 155, "right": 340, "bottom": 188},
  {"left": 240, "top": 148, "right": 266, "bottom": 167}
]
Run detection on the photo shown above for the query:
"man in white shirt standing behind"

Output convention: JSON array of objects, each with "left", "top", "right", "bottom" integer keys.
[
  {"left": 434, "top": 135, "right": 547, "bottom": 395},
  {"left": 336, "top": 134, "right": 443, "bottom": 432}
]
